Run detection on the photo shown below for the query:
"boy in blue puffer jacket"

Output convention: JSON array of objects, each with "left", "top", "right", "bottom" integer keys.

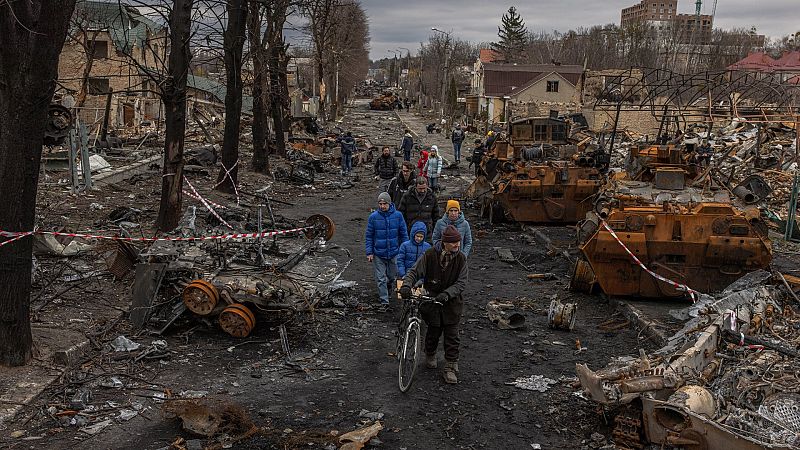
[
  {"left": 366, "top": 192, "right": 408, "bottom": 306},
  {"left": 397, "top": 221, "right": 432, "bottom": 280}
]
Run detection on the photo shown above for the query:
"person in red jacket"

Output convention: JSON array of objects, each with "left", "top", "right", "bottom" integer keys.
[{"left": 416, "top": 146, "right": 429, "bottom": 178}]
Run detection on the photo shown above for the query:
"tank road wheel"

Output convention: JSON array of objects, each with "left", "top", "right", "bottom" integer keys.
[
  {"left": 182, "top": 280, "right": 219, "bottom": 316},
  {"left": 570, "top": 259, "right": 596, "bottom": 294},
  {"left": 219, "top": 303, "right": 256, "bottom": 338},
  {"left": 480, "top": 198, "right": 490, "bottom": 218},
  {"left": 303, "top": 214, "right": 336, "bottom": 241},
  {"left": 488, "top": 202, "right": 505, "bottom": 225}
]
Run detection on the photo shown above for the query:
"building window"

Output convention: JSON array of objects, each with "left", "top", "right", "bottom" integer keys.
[
  {"left": 552, "top": 124, "right": 566, "bottom": 141},
  {"left": 88, "top": 77, "right": 110, "bottom": 95},
  {"left": 546, "top": 80, "right": 559, "bottom": 92},
  {"left": 534, "top": 124, "right": 547, "bottom": 141},
  {"left": 92, "top": 40, "right": 108, "bottom": 59}
]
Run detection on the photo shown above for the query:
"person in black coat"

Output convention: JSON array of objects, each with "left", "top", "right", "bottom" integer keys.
[
  {"left": 388, "top": 161, "right": 417, "bottom": 204},
  {"left": 337, "top": 131, "right": 356, "bottom": 175},
  {"left": 374, "top": 146, "right": 399, "bottom": 193},
  {"left": 400, "top": 130, "right": 414, "bottom": 161},
  {"left": 397, "top": 177, "right": 439, "bottom": 234},
  {"left": 400, "top": 225, "right": 468, "bottom": 384},
  {"left": 469, "top": 138, "right": 485, "bottom": 177}
]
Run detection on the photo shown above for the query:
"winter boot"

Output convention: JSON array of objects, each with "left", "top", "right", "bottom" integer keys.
[
  {"left": 425, "top": 354, "right": 437, "bottom": 369},
  {"left": 443, "top": 361, "right": 458, "bottom": 384}
]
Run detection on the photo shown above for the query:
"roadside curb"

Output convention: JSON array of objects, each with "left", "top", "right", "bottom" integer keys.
[
  {"left": 610, "top": 298, "right": 670, "bottom": 346},
  {"left": 394, "top": 111, "right": 419, "bottom": 139},
  {"left": 94, "top": 153, "right": 161, "bottom": 187}
]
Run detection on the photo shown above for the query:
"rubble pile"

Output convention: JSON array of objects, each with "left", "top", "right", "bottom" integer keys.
[
  {"left": 577, "top": 271, "right": 800, "bottom": 449},
  {"left": 132, "top": 212, "right": 351, "bottom": 338}
]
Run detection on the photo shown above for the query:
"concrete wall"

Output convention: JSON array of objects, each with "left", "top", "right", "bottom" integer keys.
[
  {"left": 581, "top": 107, "right": 662, "bottom": 137},
  {"left": 513, "top": 74, "right": 578, "bottom": 104}
]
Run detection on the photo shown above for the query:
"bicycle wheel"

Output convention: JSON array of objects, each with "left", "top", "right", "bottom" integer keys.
[{"left": 398, "top": 320, "right": 421, "bottom": 392}]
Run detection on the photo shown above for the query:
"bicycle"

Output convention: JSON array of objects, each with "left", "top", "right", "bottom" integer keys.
[{"left": 396, "top": 293, "right": 440, "bottom": 392}]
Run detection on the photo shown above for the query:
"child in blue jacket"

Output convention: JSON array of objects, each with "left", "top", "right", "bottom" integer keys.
[{"left": 397, "top": 221, "right": 432, "bottom": 279}]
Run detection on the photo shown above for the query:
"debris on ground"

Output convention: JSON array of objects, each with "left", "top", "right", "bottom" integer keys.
[
  {"left": 162, "top": 397, "right": 256, "bottom": 439},
  {"left": 576, "top": 271, "right": 800, "bottom": 449},
  {"left": 507, "top": 375, "right": 558, "bottom": 392},
  {"left": 338, "top": 421, "right": 383, "bottom": 450}
]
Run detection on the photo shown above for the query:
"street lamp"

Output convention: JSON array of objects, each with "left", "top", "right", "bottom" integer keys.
[
  {"left": 387, "top": 49, "right": 401, "bottom": 88},
  {"left": 431, "top": 27, "right": 452, "bottom": 119},
  {"left": 397, "top": 47, "right": 411, "bottom": 97}
]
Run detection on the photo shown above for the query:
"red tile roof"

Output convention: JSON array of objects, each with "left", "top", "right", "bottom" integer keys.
[
  {"left": 479, "top": 49, "right": 501, "bottom": 63},
  {"left": 728, "top": 51, "right": 800, "bottom": 72},
  {"left": 774, "top": 51, "right": 800, "bottom": 71},
  {"left": 727, "top": 52, "right": 776, "bottom": 71}
]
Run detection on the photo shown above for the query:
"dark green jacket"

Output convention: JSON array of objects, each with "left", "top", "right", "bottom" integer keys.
[{"left": 402, "top": 244, "right": 468, "bottom": 327}]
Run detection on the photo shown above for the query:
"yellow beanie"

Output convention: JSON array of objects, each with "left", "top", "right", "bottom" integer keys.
[{"left": 446, "top": 200, "right": 461, "bottom": 212}]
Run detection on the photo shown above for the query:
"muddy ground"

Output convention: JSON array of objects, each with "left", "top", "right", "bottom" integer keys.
[{"left": 1, "top": 101, "right": 666, "bottom": 450}]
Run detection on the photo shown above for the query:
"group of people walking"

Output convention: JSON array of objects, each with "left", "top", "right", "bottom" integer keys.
[
  {"left": 364, "top": 132, "right": 472, "bottom": 385},
  {"left": 340, "top": 121, "right": 479, "bottom": 386}
]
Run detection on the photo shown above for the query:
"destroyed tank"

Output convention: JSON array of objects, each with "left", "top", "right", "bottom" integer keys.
[
  {"left": 369, "top": 92, "right": 398, "bottom": 111},
  {"left": 467, "top": 116, "right": 606, "bottom": 224},
  {"left": 571, "top": 144, "right": 773, "bottom": 298}
]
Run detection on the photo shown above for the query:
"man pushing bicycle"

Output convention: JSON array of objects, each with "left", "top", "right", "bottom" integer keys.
[{"left": 400, "top": 225, "right": 469, "bottom": 384}]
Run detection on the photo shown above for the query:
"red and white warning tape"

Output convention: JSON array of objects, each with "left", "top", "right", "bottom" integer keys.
[
  {"left": 0, "top": 226, "right": 312, "bottom": 248},
  {"left": 184, "top": 178, "right": 233, "bottom": 230},
  {"left": 600, "top": 220, "right": 699, "bottom": 302},
  {"left": 182, "top": 189, "right": 228, "bottom": 210},
  {"left": 0, "top": 231, "right": 35, "bottom": 248}
]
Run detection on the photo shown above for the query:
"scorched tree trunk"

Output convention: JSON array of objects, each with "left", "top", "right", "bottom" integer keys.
[
  {"left": 247, "top": 1, "right": 269, "bottom": 173},
  {"left": 216, "top": 0, "right": 247, "bottom": 193},
  {"left": 0, "top": 0, "right": 76, "bottom": 366},
  {"left": 156, "top": 0, "right": 194, "bottom": 231}
]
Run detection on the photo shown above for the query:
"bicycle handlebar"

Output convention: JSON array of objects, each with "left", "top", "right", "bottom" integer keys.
[{"left": 408, "top": 294, "right": 443, "bottom": 306}]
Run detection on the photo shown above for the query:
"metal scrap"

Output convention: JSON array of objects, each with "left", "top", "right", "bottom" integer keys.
[{"left": 575, "top": 271, "right": 800, "bottom": 449}]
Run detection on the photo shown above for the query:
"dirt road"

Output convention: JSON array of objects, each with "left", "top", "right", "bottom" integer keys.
[{"left": 2, "top": 101, "right": 650, "bottom": 450}]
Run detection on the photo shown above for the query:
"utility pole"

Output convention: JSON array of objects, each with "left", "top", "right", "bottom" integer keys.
[
  {"left": 398, "top": 47, "right": 411, "bottom": 97},
  {"left": 432, "top": 27, "right": 452, "bottom": 119}
]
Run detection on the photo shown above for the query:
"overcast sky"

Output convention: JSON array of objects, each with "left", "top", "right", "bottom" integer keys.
[{"left": 362, "top": 0, "right": 799, "bottom": 60}]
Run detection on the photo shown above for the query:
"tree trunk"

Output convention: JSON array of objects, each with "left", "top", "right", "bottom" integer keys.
[
  {"left": 216, "top": 0, "right": 247, "bottom": 193},
  {"left": 0, "top": 0, "right": 76, "bottom": 367},
  {"left": 75, "top": 54, "right": 94, "bottom": 107},
  {"left": 74, "top": 31, "right": 99, "bottom": 108},
  {"left": 156, "top": 0, "right": 194, "bottom": 232},
  {"left": 247, "top": 2, "right": 269, "bottom": 173},
  {"left": 268, "top": 41, "right": 286, "bottom": 157}
]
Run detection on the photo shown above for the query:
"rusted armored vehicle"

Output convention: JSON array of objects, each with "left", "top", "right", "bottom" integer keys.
[
  {"left": 571, "top": 143, "right": 772, "bottom": 298},
  {"left": 468, "top": 116, "right": 607, "bottom": 224},
  {"left": 369, "top": 92, "right": 398, "bottom": 111}
]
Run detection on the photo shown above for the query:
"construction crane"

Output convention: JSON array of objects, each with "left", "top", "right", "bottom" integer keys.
[{"left": 695, "top": 0, "right": 702, "bottom": 17}]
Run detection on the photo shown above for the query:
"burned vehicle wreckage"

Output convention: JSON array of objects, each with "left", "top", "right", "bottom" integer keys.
[
  {"left": 467, "top": 115, "right": 608, "bottom": 224},
  {"left": 576, "top": 271, "right": 800, "bottom": 450},
  {"left": 571, "top": 142, "right": 773, "bottom": 298},
  {"left": 130, "top": 212, "right": 349, "bottom": 338}
]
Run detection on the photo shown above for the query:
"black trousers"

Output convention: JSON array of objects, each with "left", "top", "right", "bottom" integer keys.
[{"left": 424, "top": 324, "right": 460, "bottom": 362}]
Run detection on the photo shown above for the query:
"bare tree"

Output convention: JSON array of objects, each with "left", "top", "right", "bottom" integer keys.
[
  {"left": 65, "top": 9, "right": 104, "bottom": 107},
  {"left": 0, "top": 0, "right": 77, "bottom": 366},
  {"left": 265, "top": 0, "right": 293, "bottom": 156},
  {"left": 303, "top": 0, "right": 338, "bottom": 119},
  {"left": 155, "top": 0, "right": 195, "bottom": 230},
  {"left": 215, "top": 0, "right": 247, "bottom": 193},
  {"left": 417, "top": 35, "right": 476, "bottom": 109},
  {"left": 325, "top": 1, "right": 369, "bottom": 119},
  {"left": 248, "top": 0, "right": 270, "bottom": 172}
]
